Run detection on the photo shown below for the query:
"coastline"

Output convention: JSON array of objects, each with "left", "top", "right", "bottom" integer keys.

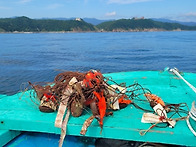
[{"left": 0, "top": 29, "right": 194, "bottom": 34}]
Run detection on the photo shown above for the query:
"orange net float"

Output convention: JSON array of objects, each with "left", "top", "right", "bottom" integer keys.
[
  {"left": 93, "top": 91, "right": 106, "bottom": 129},
  {"left": 43, "top": 93, "right": 57, "bottom": 102},
  {"left": 118, "top": 95, "right": 132, "bottom": 105},
  {"left": 83, "top": 70, "right": 103, "bottom": 88},
  {"left": 144, "top": 93, "right": 165, "bottom": 107}
]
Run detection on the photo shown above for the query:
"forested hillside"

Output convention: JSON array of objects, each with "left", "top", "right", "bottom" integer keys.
[
  {"left": 0, "top": 16, "right": 196, "bottom": 32},
  {"left": 96, "top": 18, "right": 196, "bottom": 31},
  {"left": 0, "top": 16, "right": 96, "bottom": 32}
]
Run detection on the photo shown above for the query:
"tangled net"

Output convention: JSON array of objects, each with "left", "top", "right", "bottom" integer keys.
[{"left": 22, "top": 70, "right": 189, "bottom": 147}]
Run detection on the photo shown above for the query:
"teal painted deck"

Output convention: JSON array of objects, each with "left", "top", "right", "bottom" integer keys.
[
  {"left": 0, "top": 71, "right": 196, "bottom": 146},
  {"left": 0, "top": 130, "right": 20, "bottom": 146}
]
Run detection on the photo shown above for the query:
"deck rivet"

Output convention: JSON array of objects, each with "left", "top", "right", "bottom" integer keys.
[{"left": 1, "top": 121, "right": 3, "bottom": 124}]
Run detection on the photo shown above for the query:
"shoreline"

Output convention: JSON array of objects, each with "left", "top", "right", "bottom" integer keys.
[{"left": 0, "top": 29, "right": 195, "bottom": 34}]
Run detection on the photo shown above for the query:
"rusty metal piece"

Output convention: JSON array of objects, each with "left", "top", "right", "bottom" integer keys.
[
  {"left": 70, "top": 99, "right": 83, "bottom": 117},
  {"left": 39, "top": 95, "right": 58, "bottom": 112},
  {"left": 74, "top": 82, "right": 86, "bottom": 104},
  {"left": 90, "top": 101, "right": 99, "bottom": 116},
  {"left": 39, "top": 99, "right": 56, "bottom": 112},
  {"left": 80, "top": 115, "right": 95, "bottom": 135},
  {"left": 39, "top": 106, "right": 54, "bottom": 113}
]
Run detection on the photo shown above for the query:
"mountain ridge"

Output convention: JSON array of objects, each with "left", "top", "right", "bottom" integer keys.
[
  {"left": 0, "top": 16, "right": 196, "bottom": 32},
  {"left": 38, "top": 17, "right": 196, "bottom": 26}
]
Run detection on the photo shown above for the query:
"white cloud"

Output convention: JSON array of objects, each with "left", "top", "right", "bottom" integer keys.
[
  {"left": 18, "top": 0, "right": 32, "bottom": 4},
  {"left": 47, "top": 4, "right": 63, "bottom": 9},
  {"left": 105, "top": 11, "right": 116, "bottom": 17},
  {"left": 165, "top": 12, "right": 196, "bottom": 22},
  {"left": 176, "top": 12, "right": 196, "bottom": 22},
  {"left": 108, "top": 0, "right": 156, "bottom": 4},
  {"left": 183, "top": 12, "right": 196, "bottom": 17}
]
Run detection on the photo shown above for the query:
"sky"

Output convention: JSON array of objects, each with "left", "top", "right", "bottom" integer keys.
[{"left": 0, "top": 0, "right": 196, "bottom": 22}]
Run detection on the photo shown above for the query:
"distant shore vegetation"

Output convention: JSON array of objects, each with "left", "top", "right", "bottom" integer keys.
[{"left": 0, "top": 16, "right": 196, "bottom": 33}]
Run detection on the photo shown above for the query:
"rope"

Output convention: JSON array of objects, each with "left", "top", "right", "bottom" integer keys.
[
  {"left": 139, "top": 122, "right": 159, "bottom": 136},
  {"left": 170, "top": 68, "right": 196, "bottom": 136},
  {"left": 186, "top": 101, "right": 196, "bottom": 136},
  {"left": 170, "top": 68, "right": 196, "bottom": 94},
  {"left": 190, "top": 101, "right": 196, "bottom": 121}
]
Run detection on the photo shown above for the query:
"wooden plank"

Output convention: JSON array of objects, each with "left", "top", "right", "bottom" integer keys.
[
  {"left": 0, "top": 71, "right": 195, "bottom": 146},
  {"left": 0, "top": 130, "right": 21, "bottom": 146}
]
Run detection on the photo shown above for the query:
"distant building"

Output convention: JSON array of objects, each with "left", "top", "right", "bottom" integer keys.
[{"left": 75, "top": 18, "right": 82, "bottom": 21}]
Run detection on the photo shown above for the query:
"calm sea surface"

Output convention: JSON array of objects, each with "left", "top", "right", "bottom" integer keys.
[{"left": 0, "top": 31, "right": 196, "bottom": 95}]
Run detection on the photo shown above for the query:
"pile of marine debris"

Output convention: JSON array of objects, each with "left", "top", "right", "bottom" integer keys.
[{"left": 28, "top": 70, "right": 189, "bottom": 147}]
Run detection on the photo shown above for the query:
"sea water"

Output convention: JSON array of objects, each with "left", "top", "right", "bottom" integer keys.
[{"left": 0, "top": 31, "right": 196, "bottom": 95}]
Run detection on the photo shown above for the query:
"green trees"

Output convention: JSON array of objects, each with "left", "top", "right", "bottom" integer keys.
[
  {"left": 0, "top": 16, "right": 195, "bottom": 32},
  {"left": 0, "top": 17, "right": 96, "bottom": 32},
  {"left": 96, "top": 18, "right": 196, "bottom": 31}
]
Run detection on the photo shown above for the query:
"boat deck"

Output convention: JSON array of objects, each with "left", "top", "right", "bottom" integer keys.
[
  {"left": 0, "top": 130, "right": 20, "bottom": 146},
  {"left": 0, "top": 71, "right": 196, "bottom": 146}
]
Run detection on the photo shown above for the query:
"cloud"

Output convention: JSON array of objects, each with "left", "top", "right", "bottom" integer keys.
[
  {"left": 105, "top": 11, "right": 116, "bottom": 17},
  {"left": 47, "top": 4, "right": 63, "bottom": 9},
  {"left": 18, "top": 0, "right": 32, "bottom": 4},
  {"left": 183, "top": 12, "right": 196, "bottom": 17},
  {"left": 176, "top": 12, "right": 196, "bottom": 22},
  {"left": 108, "top": 0, "right": 156, "bottom": 4}
]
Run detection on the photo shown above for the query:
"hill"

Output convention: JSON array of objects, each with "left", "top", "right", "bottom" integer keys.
[
  {"left": 37, "top": 17, "right": 196, "bottom": 26},
  {"left": 0, "top": 16, "right": 196, "bottom": 33},
  {"left": 0, "top": 16, "right": 96, "bottom": 32},
  {"left": 151, "top": 18, "right": 196, "bottom": 26},
  {"left": 39, "top": 17, "right": 113, "bottom": 25},
  {"left": 96, "top": 18, "right": 196, "bottom": 32}
]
